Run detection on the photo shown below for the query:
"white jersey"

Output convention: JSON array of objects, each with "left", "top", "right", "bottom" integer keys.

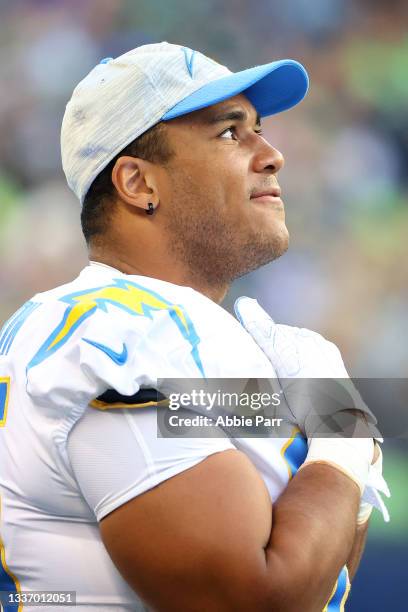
[{"left": 0, "top": 263, "right": 349, "bottom": 611}]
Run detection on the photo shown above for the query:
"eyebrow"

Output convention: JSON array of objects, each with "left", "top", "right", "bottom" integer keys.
[{"left": 204, "top": 108, "right": 261, "bottom": 128}]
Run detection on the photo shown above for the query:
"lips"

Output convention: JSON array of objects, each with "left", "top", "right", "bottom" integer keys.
[{"left": 250, "top": 186, "right": 281, "bottom": 199}]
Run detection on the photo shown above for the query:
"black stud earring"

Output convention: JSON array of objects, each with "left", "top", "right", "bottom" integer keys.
[{"left": 146, "top": 203, "right": 155, "bottom": 215}]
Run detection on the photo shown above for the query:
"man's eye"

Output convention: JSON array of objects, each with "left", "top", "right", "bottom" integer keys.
[
  {"left": 219, "top": 126, "right": 236, "bottom": 139},
  {"left": 219, "top": 126, "right": 264, "bottom": 139}
]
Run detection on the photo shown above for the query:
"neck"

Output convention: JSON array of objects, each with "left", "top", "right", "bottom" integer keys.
[{"left": 89, "top": 247, "right": 229, "bottom": 304}]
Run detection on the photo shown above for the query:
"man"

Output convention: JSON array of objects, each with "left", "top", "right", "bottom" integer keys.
[{"left": 0, "top": 42, "right": 388, "bottom": 611}]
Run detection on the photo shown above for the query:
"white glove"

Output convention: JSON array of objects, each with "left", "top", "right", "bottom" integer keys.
[
  {"left": 300, "top": 436, "right": 374, "bottom": 496},
  {"left": 234, "top": 297, "right": 377, "bottom": 436},
  {"left": 234, "top": 296, "right": 390, "bottom": 522},
  {"left": 358, "top": 442, "right": 390, "bottom": 523}
]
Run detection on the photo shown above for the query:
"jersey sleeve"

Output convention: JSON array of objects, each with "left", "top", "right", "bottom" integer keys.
[
  {"left": 25, "top": 305, "right": 166, "bottom": 412},
  {"left": 67, "top": 405, "right": 235, "bottom": 521},
  {"left": 25, "top": 299, "right": 235, "bottom": 520}
]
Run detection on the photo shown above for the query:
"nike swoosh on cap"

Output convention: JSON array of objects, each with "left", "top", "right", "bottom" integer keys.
[{"left": 82, "top": 338, "right": 128, "bottom": 365}]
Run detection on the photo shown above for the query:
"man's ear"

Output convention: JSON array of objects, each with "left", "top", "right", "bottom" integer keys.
[{"left": 111, "top": 156, "right": 159, "bottom": 213}]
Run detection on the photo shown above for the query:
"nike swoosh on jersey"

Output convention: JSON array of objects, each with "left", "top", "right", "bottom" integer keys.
[{"left": 82, "top": 338, "right": 128, "bottom": 365}]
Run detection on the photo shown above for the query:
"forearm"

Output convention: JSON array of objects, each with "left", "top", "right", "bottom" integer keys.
[
  {"left": 346, "top": 520, "right": 369, "bottom": 581},
  {"left": 263, "top": 463, "right": 359, "bottom": 611}
]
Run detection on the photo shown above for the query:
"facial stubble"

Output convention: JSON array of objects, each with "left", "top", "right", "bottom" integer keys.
[{"left": 162, "top": 172, "right": 289, "bottom": 287}]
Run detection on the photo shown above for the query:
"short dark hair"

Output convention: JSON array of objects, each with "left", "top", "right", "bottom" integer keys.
[{"left": 81, "top": 121, "right": 173, "bottom": 245}]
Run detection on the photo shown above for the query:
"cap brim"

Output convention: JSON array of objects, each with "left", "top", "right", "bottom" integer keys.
[{"left": 162, "top": 59, "right": 309, "bottom": 121}]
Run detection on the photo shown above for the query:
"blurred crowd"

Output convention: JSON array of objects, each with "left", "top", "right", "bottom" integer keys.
[{"left": 0, "top": 0, "right": 407, "bottom": 378}]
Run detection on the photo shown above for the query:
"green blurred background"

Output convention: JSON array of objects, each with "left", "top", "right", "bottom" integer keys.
[{"left": 0, "top": 0, "right": 407, "bottom": 608}]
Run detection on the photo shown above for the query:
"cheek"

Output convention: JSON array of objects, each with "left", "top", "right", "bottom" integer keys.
[
  {"left": 219, "top": 162, "right": 250, "bottom": 210},
  {"left": 174, "top": 162, "right": 225, "bottom": 204},
  {"left": 167, "top": 153, "right": 249, "bottom": 215}
]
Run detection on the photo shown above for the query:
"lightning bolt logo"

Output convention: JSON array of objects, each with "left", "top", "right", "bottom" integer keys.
[{"left": 27, "top": 278, "right": 204, "bottom": 375}]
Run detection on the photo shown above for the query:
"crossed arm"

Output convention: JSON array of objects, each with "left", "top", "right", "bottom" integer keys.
[{"left": 100, "top": 448, "right": 365, "bottom": 611}]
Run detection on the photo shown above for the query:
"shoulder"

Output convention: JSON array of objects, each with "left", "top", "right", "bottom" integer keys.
[
  {"left": 22, "top": 267, "right": 210, "bottom": 408},
  {"left": 23, "top": 266, "right": 198, "bottom": 366}
]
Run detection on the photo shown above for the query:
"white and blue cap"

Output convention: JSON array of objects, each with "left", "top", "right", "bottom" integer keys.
[{"left": 61, "top": 41, "right": 309, "bottom": 204}]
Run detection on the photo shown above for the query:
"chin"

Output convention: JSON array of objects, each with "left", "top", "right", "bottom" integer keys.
[{"left": 234, "top": 226, "right": 289, "bottom": 279}]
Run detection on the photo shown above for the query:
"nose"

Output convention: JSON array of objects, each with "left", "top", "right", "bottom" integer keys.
[{"left": 252, "top": 139, "right": 284, "bottom": 175}]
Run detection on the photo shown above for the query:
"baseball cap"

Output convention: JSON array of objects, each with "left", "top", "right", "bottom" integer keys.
[{"left": 61, "top": 42, "right": 309, "bottom": 204}]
